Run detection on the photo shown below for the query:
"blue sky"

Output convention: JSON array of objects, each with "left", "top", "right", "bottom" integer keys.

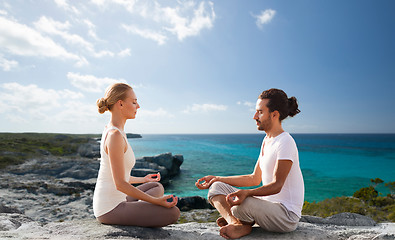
[{"left": 0, "top": 0, "right": 394, "bottom": 134}]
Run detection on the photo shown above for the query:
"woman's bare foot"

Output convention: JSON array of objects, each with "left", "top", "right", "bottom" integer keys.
[
  {"left": 216, "top": 217, "right": 228, "bottom": 227},
  {"left": 219, "top": 223, "right": 252, "bottom": 239}
]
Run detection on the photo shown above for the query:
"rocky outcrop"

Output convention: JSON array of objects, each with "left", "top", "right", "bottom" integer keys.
[
  {"left": 132, "top": 153, "right": 184, "bottom": 185},
  {"left": 0, "top": 151, "right": 184, "bottom": 223},
  {"left": 126, "top": 133, "right": 142, "bottom": 138},
  {"left": 78, "top": 141, "right": 100, "bottom": 158},
  {"left": 177, "top": 196, "right": 213, "bottom": 211},
  {"left": 0, "top": 212, "right": 394, "bottom": 240},
  {"left": 300, "top": 212, "right": 377, "bottom": 226}
]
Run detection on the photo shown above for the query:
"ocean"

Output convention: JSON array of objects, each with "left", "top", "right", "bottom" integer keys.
[{"left": 128, "top": 134, "right": 395, "bottom": 202}]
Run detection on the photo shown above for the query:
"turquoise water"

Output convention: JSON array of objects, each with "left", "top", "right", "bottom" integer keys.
[{"left": 128, "top": 134, "right": 395, "bottom": 202}]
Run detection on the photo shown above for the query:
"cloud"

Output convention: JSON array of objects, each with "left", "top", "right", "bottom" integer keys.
[
  {"left": 237, "top": 101, "right": 255, "bottom": 107},
  {"left": 0, "top": 82, "right": 84, "bottom": 114},
  {"left": 83, "top": 19, "right": 100, "bottom": 40},
  {"left": 237, "top": 101, "right": 255, "bottom": 111},
  {"left": 254, "top": 9, "right": 276, "bottom": 29},
  {"left": 0, "top": 16, "right": 87, "bottom": 66},
  {"left": 33, "top": 16, "right": 115, "bottom": 58},
  {"left": 183, "top": 103, "right": 227, "bottom": 114},
  {"left": 54, "top": 0, "right": 80, "bottom": 14},
  {"left": 162, "top": 1, "right": 216, "bottom": 41},
  {"left": 0, "top": 82, "right": 100, "bottom": 129},
  {"left": 67, "top": 72, "right": 129, "bottom": 93},
  {"left": 100, "top": 1, "right": 215, "bottom": 44},
  {"left": 122, "top": 24, "right": 168, "bottom": 45},
  {"left": 118, "top": 48, "right": 131, "bottom": 57},
  {"left": 0, "top": 54, "right": 18, "bottom": 71}
]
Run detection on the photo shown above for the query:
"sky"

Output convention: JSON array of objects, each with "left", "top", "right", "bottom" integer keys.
[{"left": 0, "top": 0, "right": 394, "bottom": 134}]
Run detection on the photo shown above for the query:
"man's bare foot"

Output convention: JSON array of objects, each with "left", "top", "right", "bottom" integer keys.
[
  {"left": 216, "top": 217, "right": 228, "bottom": 227},
  {"left": 219, "top": 223, "right": 252, "bottom": 239}
]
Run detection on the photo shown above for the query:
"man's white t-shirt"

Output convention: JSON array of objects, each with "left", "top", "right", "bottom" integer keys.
[{"left": 258, "top": 132, "right": 304, "bottom": 218}]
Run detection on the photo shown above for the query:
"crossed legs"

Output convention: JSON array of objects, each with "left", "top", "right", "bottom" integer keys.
[
  {"left": 208, "top": 181, "right": 300, "bottom": 239},
  {"left": 211, "top": 194, "right": 253, "bottom": 239},
  {"left": 98, "top": 182, "right": 180, "bottom": 227}
]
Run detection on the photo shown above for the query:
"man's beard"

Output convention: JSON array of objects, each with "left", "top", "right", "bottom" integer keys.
[{"left": 257, "top": 117, "right": 272, "bottom": 132}]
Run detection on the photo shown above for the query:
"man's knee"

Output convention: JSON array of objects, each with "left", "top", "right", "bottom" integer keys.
[
  {"left": 207, "top": 181, "right": 228, "bottom": 205},
  {"left": 208, "top": 181, "right": 226, "bottom": 192},
  {"left": 231, "top": 197, "right": 256, "bottom": 223}
]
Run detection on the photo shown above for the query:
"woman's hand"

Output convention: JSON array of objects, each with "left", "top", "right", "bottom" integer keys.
[
  {"left": 226, "top": 190, "right": 248, "bottom": 207},
  {"left": 154, "top": 195, "right": 178, "bottom": 208},
  {"left": 144, "top": 172, "right": 161, "bottom": 182},
  {"left": 195, "top": 175, "right": 218, "bottom": 189}
]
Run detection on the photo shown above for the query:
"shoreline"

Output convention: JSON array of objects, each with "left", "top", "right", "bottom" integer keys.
[{"left": 1, "top": 133, "right": 394, "bottom": 224}]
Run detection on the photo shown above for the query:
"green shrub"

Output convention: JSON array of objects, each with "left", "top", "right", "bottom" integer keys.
[
  {"left": 353, "top": 186, "right": 378, "bottom": 202},
  {"left": 372, "top": 196, "right": 395, "bottom": 207},
  {"left": 0, "top": 155, "right": 24, "bottom": 169},
  {"left": 302, "top": 197, "right": 366, "bottom": 218},
  {"left": 386, "top": 205, "right": 395, "bottom": 222}
]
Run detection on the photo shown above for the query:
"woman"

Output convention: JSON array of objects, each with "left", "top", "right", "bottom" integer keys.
[{"left": 93, "top": 83, "right": 180, "bottom": 227}]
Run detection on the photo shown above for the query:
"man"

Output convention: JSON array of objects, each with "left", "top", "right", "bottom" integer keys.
[{"left": 196, "top": 88, "right": 304, "bottom": 239}]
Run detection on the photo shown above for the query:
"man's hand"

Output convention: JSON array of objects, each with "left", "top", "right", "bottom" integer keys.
[
  {"left": 226, "top": 189, "right": 249, "bottom": 206},
  {"left": 195, "top": 175, "right": 217, "bottom": 189}
]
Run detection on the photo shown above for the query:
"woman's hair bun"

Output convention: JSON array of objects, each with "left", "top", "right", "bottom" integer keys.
[
  {"left": 97, "top": 97, "right": 108, "bottom": 114},
  {"left": 288, "top": 97, "right": 300, "bottom": 117}
]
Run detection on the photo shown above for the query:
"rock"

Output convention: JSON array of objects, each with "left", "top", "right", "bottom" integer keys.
[
  {"left": 0, "top": 213, "right": 35, "bottom": 231},
  {"left": 6, "top": 156, "right": 99, "bottom": 180},
  {"left": 300, "top": 212, "right": 377, "bottom": 226},
  {"left": 126, "top": 133, "right": 142, "bottom": 138},
  {"left": 143, "top": 153, "right": 173, "bottom": 170},
  {"left": 133, "top": 153, "right": 184, "bottom": 186},
  {"left": 0, "top": 213, "right": 394, "bottom": 240},
  {"left": 132, "top": 159, "right": 168, "bottom": 177},
  {"left": 78, "top": 142, "right": 100, "bottom": 158},
  {"left": 0, "top": 204, "right": 23, "bottom": 214},
  {"left": 177, "top": 196, "right": 213, "bottom": 211}
]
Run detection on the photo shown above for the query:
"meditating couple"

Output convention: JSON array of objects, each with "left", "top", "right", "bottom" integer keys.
[{"left": 92, "top": 83, "right": 304, "bottom": 239}]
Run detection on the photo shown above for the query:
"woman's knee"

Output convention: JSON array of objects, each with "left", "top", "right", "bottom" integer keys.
[
  {"left": 157, "top": 206, "right": 180, "bottom": 227},
  {"left": 153, "top": 182, "right": 165, "bottom": 195},
  {"left": 169, "top": 206, "right": 180, "bottom": 224},
  {"left": 142, "top": 182, "right": 164, "bottom": 196}
]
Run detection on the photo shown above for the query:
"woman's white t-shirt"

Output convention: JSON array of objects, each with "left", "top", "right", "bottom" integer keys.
[
  {"left": 258, "top": 132, "right": 304, "bottom": 218},
  {"left": 93, "top": 126, "right": 135, "bottom": 218}
]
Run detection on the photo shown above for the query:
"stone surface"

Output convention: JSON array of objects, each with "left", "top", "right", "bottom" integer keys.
[
  {"left": 0, "top": 213, "right": 394, "bottom": 240},
  {"left": 300, "top": 212, "right": 377, "bottom": 226}
]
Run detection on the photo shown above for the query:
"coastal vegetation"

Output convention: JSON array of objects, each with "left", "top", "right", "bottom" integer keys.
[
  {"left": 0, "top": 132, "right": 99, "bottom": 169},
  {"left": 302, "top": 178, "right": 395, "bottom": 222}
]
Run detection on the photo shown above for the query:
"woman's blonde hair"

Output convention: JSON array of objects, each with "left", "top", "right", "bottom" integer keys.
[{"left": 97, "top": 83, "right": 133, "bottom": 114}]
